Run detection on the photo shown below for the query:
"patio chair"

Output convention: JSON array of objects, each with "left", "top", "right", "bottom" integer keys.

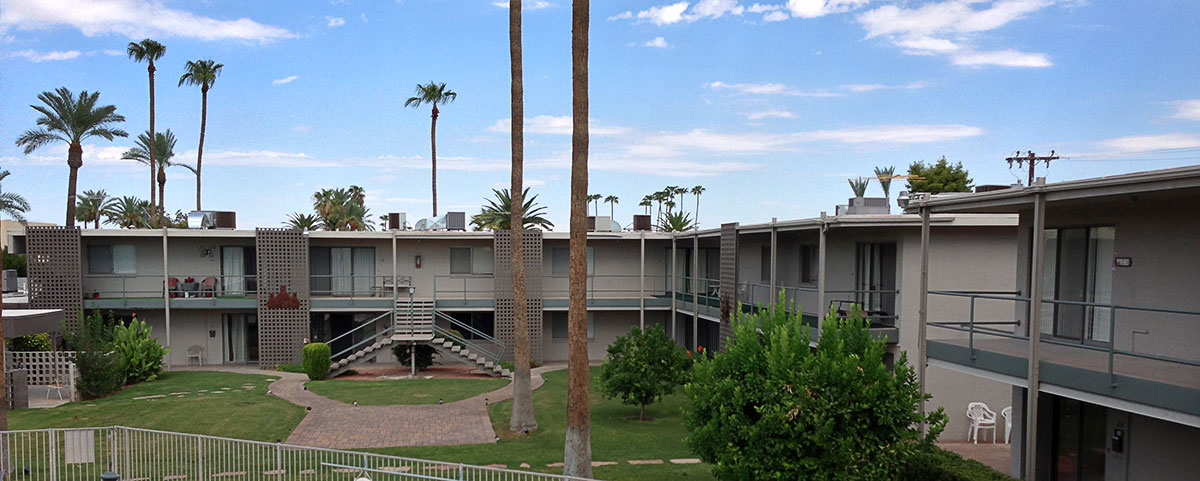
[
  {"left": 201, "top": 277, "right": 218, "bottom": 298},
  {"left": 966, "top": 402, "right": 998, "bottom": 444},
  {"left": 187, "top": 345, "right": 204, "bottom": 366},
  {"left": 167, "top": 277, "right": 181, "bottom": 298},
  {"left": 1001, "top": 406, "right": 1013, "bottom": 444},
  {"left": 46, "top": 374, "right": 69, "bottom": 401}
]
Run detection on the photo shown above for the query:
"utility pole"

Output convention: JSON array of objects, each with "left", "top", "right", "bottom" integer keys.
[{"left": 1006, "top": 150, "right": 1059, "bottom": 186}]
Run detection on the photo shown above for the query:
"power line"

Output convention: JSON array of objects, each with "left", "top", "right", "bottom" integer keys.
[{"left": 1006, "top": 150, "right": 1059, "bottom": 186}]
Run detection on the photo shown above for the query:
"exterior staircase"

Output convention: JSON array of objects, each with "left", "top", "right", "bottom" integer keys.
[{"left": 325, "top": 302, "right": 511, "bottom": 379}]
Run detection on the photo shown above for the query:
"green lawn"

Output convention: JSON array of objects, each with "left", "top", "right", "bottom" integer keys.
[
  {"left": 368, "top": 367, "right": 715, "bottom": 481},
  {"left": 11, "top": 371, "right": 305, "bottom": 442},
  {"left": 306, "top": 377, "right": 509, "bottom": 405}
]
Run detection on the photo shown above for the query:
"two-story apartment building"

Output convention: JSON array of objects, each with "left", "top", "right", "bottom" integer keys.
[{"left": 909, "top": 165, "right": 1200, "bottom": 480}]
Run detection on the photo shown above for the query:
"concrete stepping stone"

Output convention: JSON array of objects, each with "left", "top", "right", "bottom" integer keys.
[
  {"left": 546, "top": 462, "right": 564, "bottom": 468},
  {"left": 380, "top": 466, "right": 412, "bottom": 472},
  {"left": 670, "top": 458, "right": 702, "bottom": 464},
  {"left": 299, "top": 469, "right": 316, "bottom": 474},
  {"left": 519, "top": 463, "right": 531, "bottom": 468},
  {"left": 484, "top": 464, "right": 507, "bottom": 469},
  {"left": 168, "top": 392, "right": 190, "bottom": 395},
  {"left": 592, "top": 461, "right": 618, "bottom": 467},
  {"left": 628, "top": 459, "right": 664, "bottom": 465},
  {"left": 164, "top": 476, "right": 187, "bottom": 481},
  {"left": 132, "top": 395, "right": 165, "bottom": 400},
  {"left": 212, "top": 471, "right": 247, "bottom": 477}
]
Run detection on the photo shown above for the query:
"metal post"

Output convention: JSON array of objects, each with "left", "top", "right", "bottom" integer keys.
[
  {"left": 162, "top": 227, "right": 171, "bottom": 371},
  {"left": 392, "top": 231, "right": 398, "bottom": 330},
  {"left": 917, "top": 206, "right": 930, "bottom": 429},
  {"left": 692, "top": 234, "right": 699, "bottom": 349},
  {"left": 969, "top": 296, "right": 976, "bottom": 360},
  {"left": 671, "top": 235, "right": 677, "bottom": 334},
  {"left": 769, "top": 218, "right": 777, "bottom": 306},
  {"left": 817, "top": 212, "right": 828, "bottom": 323},
  {"left": 1026, "top": 192, "right": 1047, "bottom": 480},
  {"left": 1108, "top": 309, "right": 1117, "bottom": 386},
  {"left": 639, "top": 231, "right": 645, "bottom": 330}
]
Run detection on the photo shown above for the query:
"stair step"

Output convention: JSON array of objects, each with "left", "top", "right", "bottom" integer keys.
[
  {"left": 483, "top": 361, "right": 494, "bottom": 368},
  {"left": 450, "top": 345, "right": 461, "bottom": 352},
  {"left": 467, "top": 353, "right": 478, "bottom": 361},
  {"left": 432, "top": 338, "right": 446, "bottom": 344}
]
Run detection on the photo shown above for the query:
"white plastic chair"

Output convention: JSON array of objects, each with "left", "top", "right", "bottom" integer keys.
[
  {"left": 46, "top": 374, "right": 68, "bottom": 401},
  {"left": 187, "top": 345, "right": 204, "bottom": 366},
  {"left": 966, "top": 402, "right": 997, "bottom": 444},
  {"left": 1001, "top": 406, "right": 1013, "bottom": 444}
]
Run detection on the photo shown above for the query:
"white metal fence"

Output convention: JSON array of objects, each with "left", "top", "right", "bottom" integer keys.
[{"left": 0, "top": 426, "right": 596, "bottom": 481}]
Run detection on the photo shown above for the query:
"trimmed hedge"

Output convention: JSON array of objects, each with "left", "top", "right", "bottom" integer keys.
[
  {"left": 301, "top": 343, "right": 332, "bottom": 381},
  {"left": 901, "top": 448, "right": 1018, "bottom": 481}
]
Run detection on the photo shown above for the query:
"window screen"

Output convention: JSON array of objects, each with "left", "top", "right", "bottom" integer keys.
[
  {"left": 450, "top": 247, "right": 472, "bottom": 274},
  {"left": 551, "top": 247, "right": 594, "bottom": 276},
  {"left": 87, "top": 245, "right": 113, "bottom": 274},
  {"left": 472, "top": 247, "right": 494, "bottom": 275},
  {"left": 112, "top": 245, "right": 136, "bottom": 273},
  {"left": 801, "top": 245, "right": 819, "bottom": 284}
]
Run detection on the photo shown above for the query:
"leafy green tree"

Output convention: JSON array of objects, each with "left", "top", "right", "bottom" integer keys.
[
  {"left": 907, "top": 157, "right": 973, "bottom": 194},
  {"left": 127, "top": 39, "right": 167, "bottom": 214},
  {"left": 690, "top": 185, "right": 705, "bottom": 230},
  {"left": 391, "top": 344, "right": 436, "bottom": 371},
  {"left": 470, "top": 187, "right": 554, "bottom": 231},
  {"left": 122, "top": 129, "right": 192, "bottom": 220},
  {"left": 586, "top": 193, "right": 602, "bottom": 216},
  {"left": 603, "top": 195, "right": 619, "bottom": 219},
  {"left": 65, "top": 311, "right": 126, "bottom": 399},
  {"left": 600, "top": 325, "right": 690, "bottom": 420},
  {"left": 312, "top": 187, "right": 373, "bottom": 231},
  {"left": 404, "top": 82, "right": 457, "bottom": 217},
  {"left": 685, "top": 295, "right": 947, "bottom": 481},
  {"left": 15, "top": 87, "right": 128, "bottom": 226},
  {"left": 657, "top": 210, "right": 694, "bottom": 232},
  {"left": 178, "top": 59, "right": 223, "bottom": 211}
]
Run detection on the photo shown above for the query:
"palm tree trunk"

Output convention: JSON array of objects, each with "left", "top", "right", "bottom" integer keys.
[
  {"left": 197, "top": 85, "right": 208, "bottom": 211},
  {"left": 158, "top": 168, "right": 166, "bottom": 224},
  {"left": 508, "top": 0, "right": 537, "bottom": 434},
  {"left": 148, "top": 62, "right": 157, "bottom": 221},
  {"left": 694, "top": 195, "right": 700, "bottom": 231},
  {"left": 564, "top": 0, "right": 592, "bottom": 476},
  {"left": 66, "top": 143, "right": 83, "bottom": 226},
  {"left": 431, "top": 105, "right": 439, "bottom": 218}
]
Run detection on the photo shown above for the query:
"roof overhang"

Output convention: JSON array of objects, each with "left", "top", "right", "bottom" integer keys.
[{"left": 1, "top": 309, "right": 64, "bottom": 337}]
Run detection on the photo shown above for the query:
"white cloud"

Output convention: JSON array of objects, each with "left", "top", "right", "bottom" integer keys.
[
  {"left": 101, "top": 49, "right": 124, "bottom": 56},
  {"left": 4, "top": 144, "right": 130, "bottom": 167},
  {"left": 1168, "top": 100, "right": 1200, "bottom": 121},
  {"left": 795, "top": 124, "right": 983, "bottom": 143},
  {"left": 608, "top": 11, "right": 633, "bottom": 20},
  {"left": 325, "top": 16, "right": 345, "bottom": 28},
  {"left": 705, "top": 81, "right": 842, "bottom": 97},
  {"left": 690, "top": 0, "right": 746, "bottom": 19},
  {"left": 486, "top": 115, "right": 631, "bottom": 136},
  {"left": 6, "top": 49, "right": 81, "bottom": 62},
  {"left": 951, "top": 49, "right": 1051, "bottom": 68},
  {"left": 747, "top": 3, "right": 784, "bottom": 13},
  {"left": 361, "top": 13, "right": 368, "bottom": 23},
  {"left": 644, "top": 36, "right": 669, "bottom": 48},
  {"left": 272, "top": 75, "right": 300, "bottom": 85},
  {"left": 637, "top": 2, "right": 690, "bottom": 25},
  {"left": 1096, "top": 133, "right": 1200, "bottom": 152},
  {"left": 856, "top": 0, "right": 1053, "bottom": 68},
  {"left": 787, "top": 0, "right": 870, "bottom": 19},
  {"left": 627, "top": 0, "right": 751, "bottom": 25},
  {"left": 762, "top": 10, "right": 790, "bottom": 21},
  {"left": 746, "top": 109, "right": 797, "bottom": 120},
  {"left": 492, "top": 1, "right": 553, "bottom": 9},
  {"left": 0, "top": 0, "right": 296, "bottom": 42},
  {"left": 492, "top": 179, "right": 547, "bottom": 189}
]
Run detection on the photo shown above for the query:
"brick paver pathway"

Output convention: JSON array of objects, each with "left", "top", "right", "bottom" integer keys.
[{"left": 268, "top": 366, "right": 556, "bottom": 449}]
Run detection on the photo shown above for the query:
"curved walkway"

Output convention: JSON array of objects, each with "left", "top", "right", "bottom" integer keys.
[{"left": 270, "top": 366, "right": 558, "bottom": 449}]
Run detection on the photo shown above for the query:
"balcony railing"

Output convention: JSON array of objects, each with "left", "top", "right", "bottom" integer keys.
[
  {"left": 83, "top": 274, "right": 259, "bottom": 299},
  {"left": 928, "top": 290, "right": 1200, "bottom": 386},
  {"left": 737, "top": 281, "right": 899, "bottom": 327},
  {"left": 432, "top": 274, "right": 672, "bottom": 301},
  {"left": 308, "top": 274, "right": 412, "bottom": 299}
]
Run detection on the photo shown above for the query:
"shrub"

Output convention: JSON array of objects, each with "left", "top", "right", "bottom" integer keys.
[
  {"left": 65, "top": 311, "right": 126, "bottom": 399},
  {"left": 600, "top": 325, "right": 690, "bottom": 420},
  {"left": 392, "top": 343, "right": 436, "bottom": 371},
  {"left": 900, "top": 447, "right": 1017, "bottom": 481},
  {"left": 112, "top": 317, "right": 170, "bottom": 383},
  {"left": 9, "top": 333, "right": 53, "bottom": 351},
  {"left": 276, "top": 363, "right": 306, "bottom": 373},
  {"left": 302, "top": 342, "right": 332, "bottom": 381},
  {"left": 2, "top": 247, "right": 26, "bottom": 277},
  {"left": 684, "top": 294, "right": 947, "bottom": 480}
]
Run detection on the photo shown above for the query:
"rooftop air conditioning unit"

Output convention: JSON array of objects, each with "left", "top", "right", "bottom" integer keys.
[
  {"left": 2, "top": 269, "right": 16, "bottom": 293},
  {"left": 594, "top": 216, "right": 613, "bottom": 232},
  {"left": 633, "top": 215, "right": 652, "bottom": 231},
  {"left": 187, "top": 211, "right": 236, "bottom": 229},
  {"left": 445, "top": 212, "right": 466, "bottom": 231},
  {"left": 388, "top": 212, "right": 408, "bottom": 230}
]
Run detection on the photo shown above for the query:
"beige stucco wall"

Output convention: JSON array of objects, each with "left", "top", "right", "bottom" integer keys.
[{"left": 541, "top": 310, "right": 670, "bottom": 362}]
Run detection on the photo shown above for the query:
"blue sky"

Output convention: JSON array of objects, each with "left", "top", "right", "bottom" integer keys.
[{"left": 2, "top": 0, "right": 1198, "bottom": 229}]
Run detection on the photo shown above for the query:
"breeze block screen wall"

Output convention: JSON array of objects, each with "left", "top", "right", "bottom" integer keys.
[
  {"left": 255, "top": 228, "right": 310, "bottom": 365},
  {"left": 494, "top": 230, "right": 544, "bottom": 363},
  {"left": 25, "top": 226, "right": 82, "bottom": 331},
  {"left": 719, "top": 222, "right": 739, "bottom": 351}
]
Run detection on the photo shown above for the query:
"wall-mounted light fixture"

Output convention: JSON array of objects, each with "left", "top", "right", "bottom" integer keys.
[{"left": 198, "top": 244, "right": 216, "bottom": 258}]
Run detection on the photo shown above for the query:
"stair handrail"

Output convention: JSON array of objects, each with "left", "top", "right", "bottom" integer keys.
[
  {"left": 328, "top": 311, "right": 393, "bottom": 360},
  {"left": 433, "top": 310, "right": 506, "bottom": 362}
]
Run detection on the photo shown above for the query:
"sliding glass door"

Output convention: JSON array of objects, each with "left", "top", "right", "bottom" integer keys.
[
  {"left": 855, "top": 242, "right": 897, "bottom": 318},
  {"left": 310, "top": 247, "right": 376, "bottom": 296},
  {"left": 220, "top": 246, "right": 257, "bottom": 296},
  {"left": 1041, "top": 227, "right": 1115, "bottom": 344},
  {"left": 224, "top": 314, "right": 258, "bottom": 363}
]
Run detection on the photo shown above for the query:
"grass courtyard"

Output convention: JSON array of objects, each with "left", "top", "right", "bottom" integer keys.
[{"left": 306, "top": 377, "right": 509, "bottom": 405}]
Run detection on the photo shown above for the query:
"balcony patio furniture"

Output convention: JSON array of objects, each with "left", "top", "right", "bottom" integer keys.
[
  {"left": 201, "top": 277, "right": 218, "bottom": 298},
  {"left": 47, "top": 374, "right": 68, "bottom": 401},
  {"left": 1001, "top": 406, "right": 1013, "bottom": 444},
  {"left": 187, "top": 345, "right": 204, "bottom": 366},
  {"left": 180, "top": 281, "right": 199, "bottom": 298},
  {"left": 166, "top": 277, "right": 181, "bottom": 298},
  {"left": 966, "top": 402, "right": 998, "bottom": 444}
]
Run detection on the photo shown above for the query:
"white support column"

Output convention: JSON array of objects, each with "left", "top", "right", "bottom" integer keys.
[
  {"left": 769, "top": 218, "right": 777, "bottom": 306},
  {"left": 162, "top": 227, "right": 171, "bottom": 370},
  {"left": 639, "top": 231, "right": 645, "bottom": 330},
  {"left": 1025, "top": 192, "right": 1047, "bottom": 480},
  {"left": 392, "top": 231, "right": 398, "bottom": 329},
  {"left": 670, "top": 235, "right": 677, "bottom": 337},
  {"left": 817, "top": 212, "right": 828, "bottom": 324},
  {"left": 692, "top": 234, "right": 699, "bottom": 349},
  {"left": 918, "top": 206, "right": 931, "bottom": 429}
]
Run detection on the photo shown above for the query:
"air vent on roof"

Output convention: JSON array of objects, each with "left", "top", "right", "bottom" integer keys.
[{"left": 975, "top": 184, "right": 1011, "bottom": 193}]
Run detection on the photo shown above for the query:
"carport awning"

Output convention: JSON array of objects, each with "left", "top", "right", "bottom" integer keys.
[{"left": 1, "top": 309, "right": 64, "bottom": 338}]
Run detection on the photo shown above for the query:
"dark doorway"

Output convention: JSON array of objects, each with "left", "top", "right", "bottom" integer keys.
[{"left": 1052, "top": 396, "right": 1107, "bottom": 481}]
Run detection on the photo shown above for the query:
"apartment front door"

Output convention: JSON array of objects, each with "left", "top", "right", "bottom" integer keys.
[
  {"left": 224, "top": 314, "right": 259, "bottom": 363},
  {"left": 1042, "top": 227, "right": 1115, "bottom": 344},
  {"left": 1052, "top": 396, "right": 1108, "bottom": 481}
]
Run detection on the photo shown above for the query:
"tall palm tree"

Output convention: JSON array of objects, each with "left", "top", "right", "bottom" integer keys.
[
  {"left": 16, "top": 88, "right": 128, "bottom": 226},
  {"left": 76, "top": 189, "right": 116, "bottom": 229},
  {"left": 564, "top": 0, "right": 592, "bottom": 476},
  {"left": 404, "top": 82, "right": 457, "bottom": 217},
  {"left": 284, "top": 212, "right": 323, "bottom": 231},
  {"left": 121, "top": 130, "right": 183, "bottom": 218},
  {"left": 690, "top": 185, "right": 705, "bottom": 230},
  {"left": 470, "top": 188, "right": 553, "bottom": 231},
  {"left": 105, "top": 196, "right": 153, "bottom": 229},
  {"left": 639, "top": 197, "right": 651, "bottom": 215},
  {"left": 586, "top": 193, "right": 602, "bottom": 216},
  {"left": 127, "top": 39, "right": 166, "bottom": 217},
  {"left": 508, "top": 0, "right": 537, "bottom": 435},
  {"left": 178, "top": 59, "right": 223, "bottom": 211},
  {"left": 604, "top": 195, "right": 618, "bottom": 220}
]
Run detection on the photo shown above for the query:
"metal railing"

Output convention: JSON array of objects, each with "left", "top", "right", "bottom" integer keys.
[
  {"left": 677, "top": 276, "right": 720, "bottom": 299},
  {"left": 432, "top": 311, "right": 507, "bottom": 363},
  {"left": 432, "top": 275, "right": 494, "bottom": 300},
  {"left": 82, "top": 274, "right": 258, "bottom": 299},
  {"left": 928, "top": 290, "right": 1200, "bottom": 385},
  {"left": 326, "top": 311, "right": 394, "bottom": 361},
  {"left": 309, "top": 274, "right": 412, "bottom": 299},
  {"left": 736, "top": 281, "right": 900, "bottom": 327},
  {"left": 433, "top": 274, "right": 672, "bottom": 302},
  {"left": 0, "top": 426, "right": 595, "bottom": 481}
]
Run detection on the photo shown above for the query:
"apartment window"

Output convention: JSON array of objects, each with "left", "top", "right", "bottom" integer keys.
[
  {"left": 220, "top": 246, "right": 257, "bottom": 295},
  {"left": 550, "top": 247, "right": 594, "bottom": 276},
  {"left": 760, "top": 246, "right": 772, "bottom": 283},
  {"left": 550, "top": 311, "right": 594, "bottom": 340},
  {"left": 800, "top": 244, "right": 819, "bottom": 284},
  {"left": 87, "top": 244, "right": 136, "bottom": 274},
  {"left": 310, "top": 247, "right": 376, "bottom": 295},
  {"left": 449, "top": 247, "right": 494, "bottom": 275}
]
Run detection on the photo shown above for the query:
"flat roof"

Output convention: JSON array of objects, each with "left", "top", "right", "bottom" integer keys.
[
  {"left": 72, "top": 228, "right": 672, "bottom": 241},
  {"left": 907, "top": 164, "right": 1200, "bottom": 214},
  {"left": 675, "top": 213, "right": 1017, "bottom": 239}
]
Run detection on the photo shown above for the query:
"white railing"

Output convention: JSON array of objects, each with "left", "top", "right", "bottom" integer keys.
[
  {"left": 6, "top": 351, "right": 77, "bottom": 392},
  {"left": 0, "top": 426, "right": 596, "bottom": 481}
]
